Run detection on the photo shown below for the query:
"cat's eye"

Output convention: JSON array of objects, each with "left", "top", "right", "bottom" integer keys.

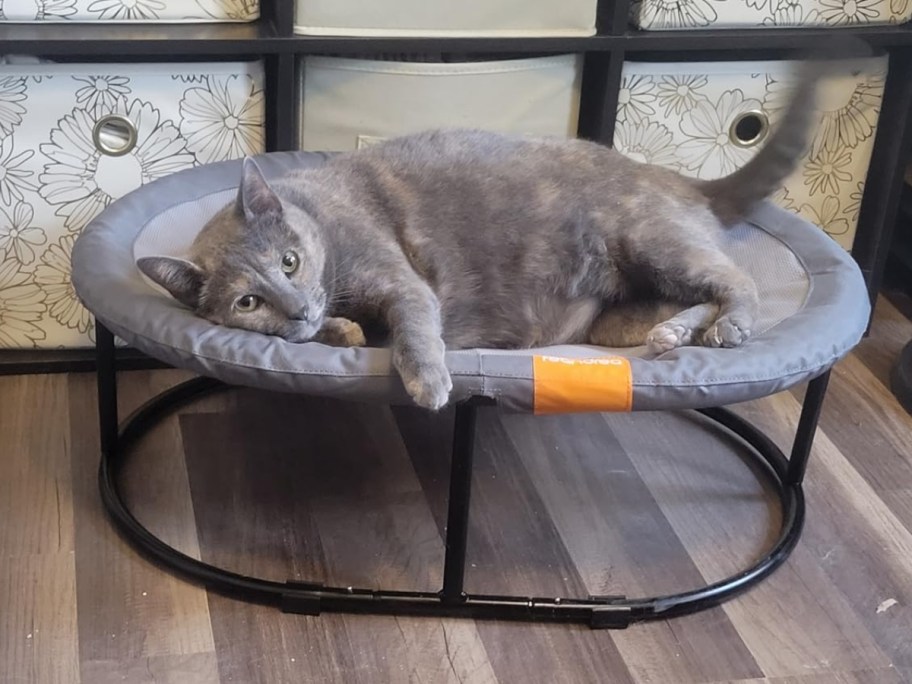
[
  {"left": 235, "top": 294, "right": 260, "bottom": 312},
  {"left": 281, "top": 250, "right": 299, "bottom": 275}
]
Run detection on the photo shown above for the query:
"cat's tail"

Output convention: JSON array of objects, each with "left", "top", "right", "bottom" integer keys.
[{"left": 699, "top": 38, "right": 874, "bottom": 225}]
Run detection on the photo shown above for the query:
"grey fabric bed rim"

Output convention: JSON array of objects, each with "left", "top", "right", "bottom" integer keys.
[{"left": 72, "top": 151, "right": 871, "bottom": 413}]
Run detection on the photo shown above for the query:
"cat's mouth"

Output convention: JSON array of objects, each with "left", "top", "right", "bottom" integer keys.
[{"left": 283, "top": 311, "right": 325, "bottom": 343}]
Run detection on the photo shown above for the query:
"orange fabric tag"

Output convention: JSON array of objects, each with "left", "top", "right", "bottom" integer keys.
[{"left": 532, "top": 355, "right": 633, "bottom": 414}]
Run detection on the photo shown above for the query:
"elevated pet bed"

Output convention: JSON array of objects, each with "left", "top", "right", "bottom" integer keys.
[{"left": 72, "top": 151, "right": 871, "bottom": 628}]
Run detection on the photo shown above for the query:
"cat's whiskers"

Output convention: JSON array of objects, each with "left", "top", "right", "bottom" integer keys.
[
  {"left": 326, "top": 253, "right": 358, "bottom": 280},
  {"left": 328, "top": 288, "right": 358, "bottom": 305}
]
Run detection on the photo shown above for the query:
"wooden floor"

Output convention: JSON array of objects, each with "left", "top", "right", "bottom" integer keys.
[{"left": 2, "top": 297, "right": 912, "bottom": 684}]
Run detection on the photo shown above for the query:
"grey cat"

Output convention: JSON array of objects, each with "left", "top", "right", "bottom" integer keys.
[{"left": 138, "top": 59, "right": 829, "bottom": 411}]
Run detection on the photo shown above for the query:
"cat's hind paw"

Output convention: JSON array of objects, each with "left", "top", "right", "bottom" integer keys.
[
  {"left": 702, "top": 314, "right": 751, "bottom": 348},
  {"left": 646, "top": 322, "right": 693, "bottom": 355}
]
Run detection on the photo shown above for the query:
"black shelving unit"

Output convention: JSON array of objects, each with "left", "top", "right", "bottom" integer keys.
[{"left": 3, "top": 1, "right": 911, "bottom": 373}]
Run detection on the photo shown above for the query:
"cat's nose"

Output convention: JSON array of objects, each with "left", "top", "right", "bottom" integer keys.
[{"left": 274, "top": 287, "right": 313, "bottom": 321}]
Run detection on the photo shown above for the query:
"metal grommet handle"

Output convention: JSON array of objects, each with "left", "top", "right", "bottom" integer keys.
[
  {"left": 92, "top": 114, "right": 138, "bottom": 157},
  {"left": 729, "top": 110, "right": 770, "bottom": 149}
]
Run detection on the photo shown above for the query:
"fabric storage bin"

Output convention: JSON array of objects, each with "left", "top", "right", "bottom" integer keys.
[
  {"left": 0, "top": 0, "right": 258, "bottom": 22},
  {"left": 0, "top": 60, "right": 265, "bottom": 349},
  {"left": 294, "top": 0, "right": 596, "bottom": 37},
  {"left": 298, "top": 55, "right": 583, "bottom": 152},
  {"left": 613, "top": 56, "right": 888, "bottom": 251},
  {"left": 630, "top": 0, "right": 911, "bottom": 30}
]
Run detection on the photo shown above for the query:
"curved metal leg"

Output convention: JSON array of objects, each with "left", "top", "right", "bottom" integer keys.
[
  {"left": 95, "top": 322, "right": 119, "bottom": 458},
  {"left": 96, "top": 370, "right": 828, "bottom": 628},
  {"left": 440, "top": 403, "right": 478, "bottom": 605},
  {"left": 891, "top": 340, "right": 912, "bottom": 415},
  {"left": 788, "top": 371, "right": 830, "bottom": 485}
]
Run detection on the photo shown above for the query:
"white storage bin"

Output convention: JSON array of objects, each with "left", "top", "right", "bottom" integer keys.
[
  {"left": 630, "top": 0, "right": 911, "bottom": 29},
  {"left": 613, "top": 56, "right": 888, "bottom": 251},
  {"left": 299, "top": 55, "right": 583, "bottom": 152},
  {"left": 0, "top": 0, "right": 258, "bottom": 22},
  {"left": 0, "top": 60, "right": 265, "bottom": 349},
  {"left": 294, "top": 0, "right": 596, "bottom": 37}
]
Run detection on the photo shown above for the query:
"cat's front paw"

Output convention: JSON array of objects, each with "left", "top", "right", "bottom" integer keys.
[
  {"left": 403, "top": 362, "right": 453, "bottom": 411},
  {"left": 395, "top": 349, "right": 452, "bottom": 411},
  {"left": 316, "top": 317, "right": 367, "bottom": 347}
]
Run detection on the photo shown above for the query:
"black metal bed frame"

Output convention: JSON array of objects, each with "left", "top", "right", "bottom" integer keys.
[{"left": 94, "top": 321, "right": 831, "bottom": 628}]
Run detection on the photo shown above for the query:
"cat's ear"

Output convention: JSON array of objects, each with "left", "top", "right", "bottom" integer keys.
[
  {"left": 237, "top": 156, "right": 282, "bottom": 221},
  {"left": 137, "top": 256, "right": 206, "bottom": 310}
]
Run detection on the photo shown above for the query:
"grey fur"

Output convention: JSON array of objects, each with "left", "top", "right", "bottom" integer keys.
[{"left": 137, "top": 58, "right": 836, "bottom": 411}]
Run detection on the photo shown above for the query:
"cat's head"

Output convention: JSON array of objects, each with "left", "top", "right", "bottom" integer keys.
[{"left": 137, "top": 157, "right": 331, "bottom": 342}]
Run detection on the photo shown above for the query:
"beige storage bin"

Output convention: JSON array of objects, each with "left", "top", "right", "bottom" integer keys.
[
  {"left": 0, "top": 60, "right": 265, "bottom": 349},
  {"left": 294, "top": 0, "right": 596, "bottom": 37},
  {"left": 299, "top": 55, "right": 583, "bottom": 152},
  {"left": 613, "top": 56, "right": 888, "bottom": 251}
]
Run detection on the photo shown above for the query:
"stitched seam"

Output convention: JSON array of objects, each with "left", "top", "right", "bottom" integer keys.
[{"left": 630, "top": 352, "right": 850, "bottom": 387}]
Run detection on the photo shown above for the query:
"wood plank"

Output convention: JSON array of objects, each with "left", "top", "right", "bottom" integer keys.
[
  {"left": 0, "top": 552, "right": 80, "bottom": 684},
  {"left": 180, "top": 392, "right": 354, "bottom": 684},
  {"left": 79, "top": 653, "right": 219, "bottom": 684},
  {"left": 302, "top": 399, "right": 498, "bottom": 683},
  {"left": 208, "top": 607, "right": 351, "bottom": 684},
  {"left": 879, "top": 488, "right": 912, "bottom": 542},
  {"left": 498, "top": 410, "right": 763, "bottom": 683},
  {"left": 113, "top": 370, "right": 209, "bottom": 559},
  {"left": 115, "top": 368, "right": 230, "bottom": 420},
  {"left": 66, "top": 373, "right": 216, "bottom": 678},
  {"left": 728, "top": 668, "right": 906, "bottom": 683},
  {"left": 854, "top": 296, "right": 912, "bottom": 387},
  {"left": 0, "top": 374, "right": 74, "bottom": 555},
  {"left": 608, "top": 403, "right": 894, "bottom": 678},
  {"left": 302, "top": 398, "right": 443, "bottom": 592},
  {"left": 733, "top": 392, "right": 912, "bottom": 674},
  {"left": 181, "top": 392, "right": 498, "bottom": 684},
  {"left": 394, "top": 406, "right": 639, "bottom": 684},
  {"left": 0, "top": 374, "right": 79, "bottom": 684},
  {"left": 396, "top": 407, "right": 584, "bottom": 597},
  {"left": 802, "top": 355, "right": 912, "bottom": 495},
  {"left": 327, "top": 615, "right": 499, "bottom": 684}
]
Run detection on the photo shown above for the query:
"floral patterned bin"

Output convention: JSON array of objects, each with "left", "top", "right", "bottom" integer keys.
[
  {"left": 630, "top": 0, "right": 911, "bottom": 29},
  {"left": 0, "top": 60, "right": 265, "bottom": 349},
  {"left": 0, "top": 0, "right": 258, "bottom": 22},
  {"left": 613, "top": 56, "right": 887, "bottom": 251}
]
